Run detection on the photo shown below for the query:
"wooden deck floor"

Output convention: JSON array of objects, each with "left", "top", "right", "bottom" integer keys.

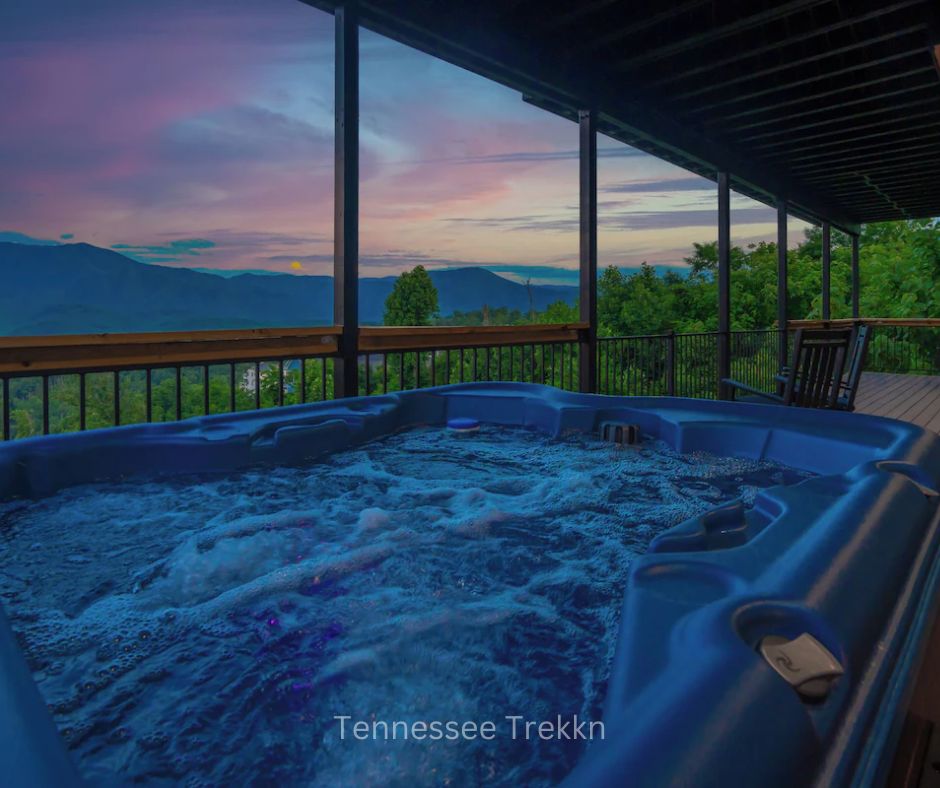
[{"left": 854, "top": 372, "right": 940, "bottom": 434}]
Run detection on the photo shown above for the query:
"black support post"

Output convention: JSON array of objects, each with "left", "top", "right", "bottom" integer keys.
[
  {"left": 851, "top": 233, "right": 860, "bottom": 319},
  {"left": 334, "top": 3, "right": 359, "bottom": 398},
  {"left": 717, "top": 171, "right": 731, "bottom": 398},
  {"left": 776, "top": 198, "right": 788, "bottom": 375},
  {"left": 578, "top": 109, "right": 598, "bottom": 393},
  {"left": 821, "top": 220, "right": 831, "bottom": 321}
]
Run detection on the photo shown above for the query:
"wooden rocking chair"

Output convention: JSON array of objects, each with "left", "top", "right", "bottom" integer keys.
[{"left": 722, "top": 328, "right": 852, "bottom": 408}]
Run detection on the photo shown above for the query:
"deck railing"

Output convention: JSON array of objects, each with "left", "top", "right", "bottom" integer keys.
[
  {"left": 2, "top": 319, "right": 935, "bottom": 442},
  {"left": 597, "top": 329, "right": 786, "bottom": 399},
  {"left": 0, "top": 328, "right": 341, "bottom": 441},
  {"left": 356, "top": 325, "right": 583, "bottom": 395},
  {"left": 789, "top": 318, "right": 940, "bottom": 376}
]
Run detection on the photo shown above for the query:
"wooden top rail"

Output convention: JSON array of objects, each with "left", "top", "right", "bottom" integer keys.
[
  {"left": 788, "top": 318, "right": 940, "bottom": 329},
  {"left": 359, "top": 323, "right": 587, "bottom": 352},
  {"left": 0, "top": 327, "right": 342, "bottom": 375},
  {"left": 0, "top": 323, "right": 588, "bottom": 375}
]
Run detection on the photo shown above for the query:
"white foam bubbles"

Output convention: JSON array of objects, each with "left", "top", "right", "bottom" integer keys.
[{"left": 0, "top": 425, "right": 812, "bottom": 786}]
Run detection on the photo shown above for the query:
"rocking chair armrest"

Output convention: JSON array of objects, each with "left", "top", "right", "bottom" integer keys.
[{"left": 721, "top": 379, "right": 785, "bottom": 403}]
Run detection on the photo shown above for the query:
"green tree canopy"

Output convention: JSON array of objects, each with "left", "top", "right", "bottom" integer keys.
[{"left": 383, "top": 265, "right": 440, "bottom": 326}]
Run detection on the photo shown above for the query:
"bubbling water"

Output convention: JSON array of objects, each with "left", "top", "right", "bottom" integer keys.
[{"left": 0, "top": 426, "right": 811, "bottom": 786}]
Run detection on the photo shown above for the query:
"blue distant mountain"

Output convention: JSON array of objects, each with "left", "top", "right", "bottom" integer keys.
[{"left": 0, "top": 242, "right": 582, "bottom": 335}]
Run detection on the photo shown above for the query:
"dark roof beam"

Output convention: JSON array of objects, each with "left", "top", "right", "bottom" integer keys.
[
  {"left": 827, "top": 174, "right": 940, "bottom": 195},
  {"left": 609, "top": 0, "right": 829, "bottom": 71},
  {"left": 642, "top": 0, "right": 924, "bottom": 86},
  {"left": 719, "top": 82, "right": 936, "bottom": 132},
  {"left": 683, "top": 51, "right": 926, "bottom": 114},
  {"left": 573, "top": 0, "right": 710, "bottom": 49},
  {"left": 740, "top": 96, "right": 939, "bottom": 142},
  {"left": 760, "top": 122, "right": 940, "bottom": 159},
  {"left": 749, "top": 108, "right": 940, "bottom": 150},
  {"left": 790, "top": 149, "right": 940, "bottom": 176},
  {"left": 536, "top": 0, "right": 620, "bottom": 31},
  {"left": 703, "top": 66, "right": 934, "bottom": 124},
  {"left": 798, "top": 147, "right": 940, "bottom": 177},
  {"left": 672, "top": 26, "right": 926, "bottom": 102}
]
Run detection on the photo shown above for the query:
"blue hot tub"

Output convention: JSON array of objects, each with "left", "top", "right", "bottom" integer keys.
[{"left": 1, "top": 383, "right": 939, "bottom": 787}]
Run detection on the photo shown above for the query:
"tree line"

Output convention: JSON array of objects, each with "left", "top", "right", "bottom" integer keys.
[{"left": 3, "top": 219, "right": 938, "bottom": 439}]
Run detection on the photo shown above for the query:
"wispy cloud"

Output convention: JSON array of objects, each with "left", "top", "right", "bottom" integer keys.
[
  {"left": 0, "top": 230, "right": 59, "bottom": 246},
  {"left": 112, "top": 238, "right": 215, "bottom": 263},
  {"left": 601, "top": 177, "right": 713, "bottom": 193},
  {"left": 409, "top": 147, "right": 647, "bottom": 166}
]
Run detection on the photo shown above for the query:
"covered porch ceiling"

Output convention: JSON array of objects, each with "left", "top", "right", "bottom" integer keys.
[{"left": 305, "top": 0, "right": 940, "bottom": 233}]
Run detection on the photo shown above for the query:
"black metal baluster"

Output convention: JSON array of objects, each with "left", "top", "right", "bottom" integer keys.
[
  {"left": 1, "top": 377, "right": 9, "bottom": 441},
  {"left": 146, "top": 369, "right": 153, "bottom": 422},
  {"left": 42, "top": 375, "right": 50, "bottom": 435},
  {"left": 114, "top": 371, "right": 121, "bottom": 426},
  {"left": 230, "top": 364, "right": 237, "bottom": 411},
  {"left": 300, "top": 359, "right": 307, "bottom": 404},
  {"left": 254, "top": 362, "right": 261, "bottom": 409},
  {"left": 321, "top": 359, "right": 327, "bottom": 401},
  {"left": 204, "top": 364, "right": 211, "bottom": 414},
  {"left": 383, "top": 354, "right": 388, "bottom": 394},
  {"left": 175, "top": 367, "right": 182, "bottom": 419},
  {"left": 365, "top": 354, "right": 371, "bottom": 396}
]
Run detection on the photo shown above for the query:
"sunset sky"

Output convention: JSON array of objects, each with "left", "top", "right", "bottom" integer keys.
[{"left": 1, "top": 0, "right": 810, "bottom": 284}]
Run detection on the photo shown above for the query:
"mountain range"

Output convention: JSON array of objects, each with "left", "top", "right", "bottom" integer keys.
[{"left": 0, "top": 242, "right": 580, "bottom": 334}]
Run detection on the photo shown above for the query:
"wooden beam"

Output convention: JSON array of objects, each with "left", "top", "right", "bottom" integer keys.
[
  {"left": 728, "top": 82, "right": 936, "bottom": 133},
  {"left": 706, "top": 66, "right": 935, "bottom": 124},
  {"left": 672, "top": 26, "right": 926, "bottom": 102},
  {"left": 0, "top": 328, "right": 342, "bottom": 376},
  {"left": 797, "top": 143, "right": 940, "bottom": 175},
  {"left": 750, "top": 109, "right": 940, "bottom": 151},
  {"left": 759, "top": 118, "right": 940, "bottom": 158},
  {"left": 778, "top": 128, "right": 940, "bottom": 164},
  {"left": 334, "top": 2, "right": 360, "bottom": 398},
  {"left": 579, "top": 108, "right": 598, "bottom": 393},
  {"left": 540, "top": 0, "right": 623, "bottom": 32},
  {"left": 643, "top": 0, "right": 924, "bottom": 87},
  {"left": 611, "top": 0, "right": 828, "bottom": 70},
  {"left": 581, "top": 0, "right": 710, "bottom": 53},
  {"left": 359, "top": 323, "right": 587, "bottom": 352},
  {"left": 687, "top": 50, "right": 925, "bottom": 114}
]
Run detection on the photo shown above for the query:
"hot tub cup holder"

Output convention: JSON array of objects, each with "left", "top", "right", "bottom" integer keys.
[
  {"left": 759, "top": 633, "right": 845, "bottom": 701},
  {"left": 734, "top": 602, "right": 847, "bottom": 704}
]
